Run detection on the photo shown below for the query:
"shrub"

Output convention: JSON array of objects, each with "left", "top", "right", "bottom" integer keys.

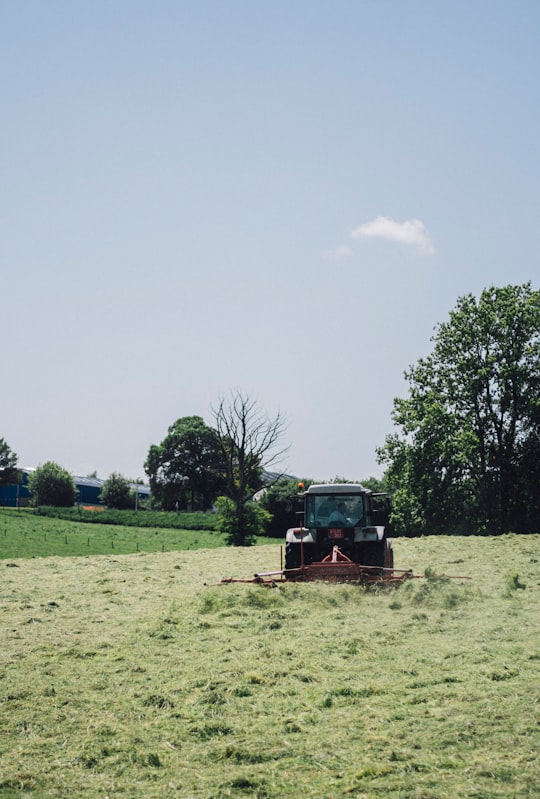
[
  {"left": 100, "top": 473, "right": 133, "bottom": 510},
  {"left": 34, "top": 506, "right": 219, "bottom": 530},
  {"left": 215, "top": 496, "right": 271, "bottom": 546},
  {"left": 259, "top": 478, "right": 306, "bottom": 537},
  {"left": 28, "top": 462, "right": 76, "bottom": 507}
]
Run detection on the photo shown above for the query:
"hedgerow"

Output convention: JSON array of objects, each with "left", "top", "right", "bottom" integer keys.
[{"left": 34, "top": 506, "right": 218, "bottom": 531}]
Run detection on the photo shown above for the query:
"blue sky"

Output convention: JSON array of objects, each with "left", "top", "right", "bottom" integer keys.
[{"left": 2, "top": 1, "right": 539, "bottom": 482}]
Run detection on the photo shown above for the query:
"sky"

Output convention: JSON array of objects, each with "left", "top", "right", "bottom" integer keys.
[{"left": 2, "top": 1, "right": 539, "bottom": 483}]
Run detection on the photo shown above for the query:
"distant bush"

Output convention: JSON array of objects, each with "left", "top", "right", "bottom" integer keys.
[
  {"left": 214, "top": 496, "right": 271, "bottom": 546},
  {"left": 28, "top": 462, "right": 76, "bottom": 507},
  {"left": 35, "top": 506, "right": 218, "bottom": 531},
  {"left": 259, "top": 478, "right": 306, "bottom": 537},
  {"left": 100, "top": 472, "right": 133, "bottom": 510}
]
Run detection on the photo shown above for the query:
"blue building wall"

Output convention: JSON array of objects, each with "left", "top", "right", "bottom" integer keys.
[
  {"left": 0, "top": 471, "right": 150, "bottom": 507},
  {"left": 0, "top": 471, "right": 32, "bottom": 507}
]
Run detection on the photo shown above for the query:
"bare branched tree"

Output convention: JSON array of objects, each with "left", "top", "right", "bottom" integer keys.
[{"left": 213, "top": 391, "right": 289, "bottom": 545}]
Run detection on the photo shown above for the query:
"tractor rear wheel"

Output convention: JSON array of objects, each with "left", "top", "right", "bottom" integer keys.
[
  {"left": 285, "top": 543, "right": 301, "bottom": 570},
  {"left": 285, "top": 543, "right": 315, "bottom": 570}
]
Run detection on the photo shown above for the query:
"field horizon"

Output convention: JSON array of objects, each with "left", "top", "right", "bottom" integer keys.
[{"left": 1, "top": 535, "right": 538, "bottom": 798}]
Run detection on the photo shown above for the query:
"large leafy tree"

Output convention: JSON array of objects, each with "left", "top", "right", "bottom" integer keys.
[
  {"left": 0, "top": 438, "right": 18, "bottom": 486},
  {"left": 28, "top": 462, "right": 76, "bottom": 507},
  {"left": 144, "top": 416, "right": 225, "bottom": 511},
  {"left": 378, "top": 284, "right": 540, "bottom": 534},
  {"left": 213, "top": 391, "right": 288, "bottom": 545}
]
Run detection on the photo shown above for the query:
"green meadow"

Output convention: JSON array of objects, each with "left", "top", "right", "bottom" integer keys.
[
  {"left": 0, "top": 510, "right": 275, "bottom": 559},
  {"left": 0, "top": 526, "right": 539, "bottom": 798}
]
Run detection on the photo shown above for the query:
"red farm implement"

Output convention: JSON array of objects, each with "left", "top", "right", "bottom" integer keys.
[{"left": 220, "top": 541, "right": 414, "bottom": 586}]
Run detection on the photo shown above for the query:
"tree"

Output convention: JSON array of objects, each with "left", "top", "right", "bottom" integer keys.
[
  {"left": 214, "top": 496, "right": 271, "bottom": 546},
  {"left": 144, "top": 416, "right": 226, "bottom": 511},
  {"left": 213, "top": 391, "right": 288, "bottom": 545},
  {"left": 378, "top": 284, "right": 540, "bottom": 534},
  {"left": 0, "top": 438, "right": 18, "bottom": 486},
  {"left": 28, "top": 462, "right": 76, "bottom": 507},
  {"left": 259, "top": 477, "right": 310, "bottom": 537},
  {"left": 360, "top": 476, "right": 389, "bottom": 493},
  {"left": 100, "top": 472, "right": 133, "bottom": 509}
]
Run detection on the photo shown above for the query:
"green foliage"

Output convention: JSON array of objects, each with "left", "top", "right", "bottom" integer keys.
[
  {"left": 0, "top": 437, "right": 18, "bottom": 486},
  {"left": 144, "top": 416, "right": 226, "bottom": 511},
  {"left": 259, "top": 477, "right": 309, "bottom": 536},
  {"left": 34, "top": 505, "right": 219, "bottom": 530},
  {"left": 99, "top": 472, "right": 133, "bottom": 509},
  {"left": 360, "top": 475, "right": 389, "bottom": 492},
  {"left": 215, "top": 495, "right": 271, "bottom": 546},
  {"left": 379, "top": 283, "right": 540, "bottom": 534},
  {"left": 27, "top": 461, "right": 76, "bottom": 507}
]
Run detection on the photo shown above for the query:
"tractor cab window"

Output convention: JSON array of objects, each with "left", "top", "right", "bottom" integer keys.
[{"left": 306, "top": 494, "right": 365, "bottom": 528}]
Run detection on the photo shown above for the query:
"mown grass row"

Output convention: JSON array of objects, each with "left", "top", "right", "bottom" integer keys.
[{"left": 1, "top": 535, "right": 538, "bottom": 798}]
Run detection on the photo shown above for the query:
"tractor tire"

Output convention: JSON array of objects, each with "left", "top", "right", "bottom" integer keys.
[
  {"left": 285, "top": 543, "right": 315, "bottom": 571},
  {"left": 285, "top": 543, "right": 301, "bottom": 570},
  {"left": 358, "top": 542, "right": 385, "bottom": 568}
]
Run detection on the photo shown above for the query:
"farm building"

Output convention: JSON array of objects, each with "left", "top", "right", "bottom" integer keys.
[{"left": 0, "top": 470, "right": 150, "bottom": 508}]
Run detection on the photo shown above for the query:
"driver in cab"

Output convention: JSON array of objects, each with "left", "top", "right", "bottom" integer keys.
[{"left": 328, "top": 501, "right": 350, "bottom": 526}]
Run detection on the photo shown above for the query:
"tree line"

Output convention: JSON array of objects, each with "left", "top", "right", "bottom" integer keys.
[
  {"left": 0, "top": 392, "right": 288, "bottom": 546},
  {"left": 2, "top": 283, "right": 539, "bottom": 538},
  {"left": 0, "top": 457, "right": 141, "bottom": 512}
]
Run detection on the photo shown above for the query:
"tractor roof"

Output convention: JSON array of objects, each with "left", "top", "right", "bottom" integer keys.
[{"left": 305, "top": 483, "right": 369, "bottom": 495}]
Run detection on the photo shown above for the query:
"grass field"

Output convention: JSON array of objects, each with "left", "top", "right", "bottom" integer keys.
[
  {"left": 0, "top": 510, "right": 275, "bottom": 559},
  {"left": 1, "top": 534, "right": 539, "bottom": 798}
]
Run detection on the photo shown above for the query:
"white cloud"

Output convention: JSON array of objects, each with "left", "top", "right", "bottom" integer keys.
[
  {"left": 351, "top": 216, "right": 435, "bottom": 255},
  {"left": 321, "top": 245, "right": 354, "bottom": 260}
]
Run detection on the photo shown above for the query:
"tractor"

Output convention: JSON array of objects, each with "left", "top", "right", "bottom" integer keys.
[{"left": 284, "top": 483, "right": 395, "bottom": 581}]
